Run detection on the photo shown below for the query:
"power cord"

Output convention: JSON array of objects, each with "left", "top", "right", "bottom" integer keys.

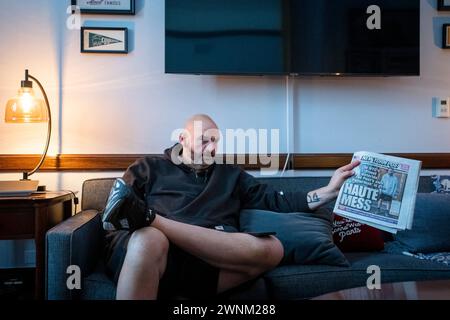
[
  {"left": 61, "top": 190, "right": 79, "bottom": 215},
  {"left": 281, "top": 153, "right": 290, "bottom": 177},
  {"left": 43, "top": 190, "right": 79, "bottom": 215}
]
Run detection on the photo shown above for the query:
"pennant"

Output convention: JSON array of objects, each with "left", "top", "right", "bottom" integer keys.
[{"left": 88, "top": 32, "right": 122, "bottom": 48}]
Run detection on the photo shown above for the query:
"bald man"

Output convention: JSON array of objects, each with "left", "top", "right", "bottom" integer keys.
[{"left": 102, "top": 114, "right": 360, "bottom": 300}]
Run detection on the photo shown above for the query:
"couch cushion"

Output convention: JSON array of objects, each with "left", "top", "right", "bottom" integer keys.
[
  {"left": 82, "top": 178, "right": 117, "bottom": 211},
  {"left": 240, "top": 209, "right": 349, "bottom": 267},
  {"left": 263, "top": 252, "right": 450, "bottom": 300},
  {"left": 386, "top": 194, "right": 450, "bottom": 254},
  {"left": 81, "top": 264, "right": 116, "bottom": 300},
  {"left": 81, "top": 268, "right": 269, "bottom": 300},
  {"left": 332, "top": 216, "right": 385, "bottom": 252},
  {"left": 81, "top": 177, "right": 437, "bottom": 213},
  {"left": 405, "top": 252, "right": 450, "bottom": 267}
]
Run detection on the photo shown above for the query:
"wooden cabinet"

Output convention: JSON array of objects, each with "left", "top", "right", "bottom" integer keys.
[{"left": 0, "top": 192, "right": 73, "bottom": 299}]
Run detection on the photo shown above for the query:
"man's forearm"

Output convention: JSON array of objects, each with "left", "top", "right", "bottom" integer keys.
[
  {"left": 306, "top": 159, "right": 359, "bottom": 211},
  {"left": 307, "top": 187, "right": 339, "bottom": 211}
]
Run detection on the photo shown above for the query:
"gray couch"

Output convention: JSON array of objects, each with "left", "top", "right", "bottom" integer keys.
[{"left": 46, "top": 176, "right": 450, "bottom": 300}]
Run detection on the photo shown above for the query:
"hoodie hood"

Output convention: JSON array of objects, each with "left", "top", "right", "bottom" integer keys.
[{"left": 164, "top": 143, "right": 182, "bottom": 162}]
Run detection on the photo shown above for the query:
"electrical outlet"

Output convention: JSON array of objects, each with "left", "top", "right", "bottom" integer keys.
[{"left": 433, "top": 98, "right": 450, "bottom": 118}]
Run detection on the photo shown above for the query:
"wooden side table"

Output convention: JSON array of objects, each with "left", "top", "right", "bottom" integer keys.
[{"left": 0, "top": 191, "right": 73, "bottom": 299}]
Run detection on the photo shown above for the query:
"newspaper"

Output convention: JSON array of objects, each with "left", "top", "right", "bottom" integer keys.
[{"left": 333, "top": 151, "right": 422, "bottom": 234}]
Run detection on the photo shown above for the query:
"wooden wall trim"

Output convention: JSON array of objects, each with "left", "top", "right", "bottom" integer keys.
[
  {"left": 0, "top": 155, "right": 149, "bottom": 172},
  {"left": 293, "top": 153, "right": 450, "bottom": 170},
  {"left": 0, "top": 153, "right": 449, "bottom": 172},
  {"left": 0, "top": 154, "right": 288, "bottom": 172}
]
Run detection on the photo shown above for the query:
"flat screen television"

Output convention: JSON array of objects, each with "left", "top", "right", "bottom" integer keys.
[{"left": 165, "top": 0, "right": 420, "bottom": 76}]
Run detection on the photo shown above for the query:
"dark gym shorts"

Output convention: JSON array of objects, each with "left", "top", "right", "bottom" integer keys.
[{"left": 104, "top": 230, "right": 220, "bottom": 299}]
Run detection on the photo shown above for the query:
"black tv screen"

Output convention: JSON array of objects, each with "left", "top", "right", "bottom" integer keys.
[{"left": 165, "top": 0, "right": 420, "bottom": 76}]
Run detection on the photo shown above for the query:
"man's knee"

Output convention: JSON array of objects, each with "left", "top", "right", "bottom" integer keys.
[
  {"left": 260, "top": 236, "right": 284, "bottom": 269},
  {"left": 127, "top": 227, "right": 170, "bottom": 262},
  {"left": 245, "top": 236, "right": 284, "bottom": 278}
]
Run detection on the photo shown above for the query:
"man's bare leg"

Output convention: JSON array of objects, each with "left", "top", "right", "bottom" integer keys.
[
  {"left": 116, "top": 227, "right": 169, "bottom": 300},
  {"left": 217, "top": 269, "right": 266, "bottom": 294},
  {"left": 151, "top": 215, "right": 284, "bottom": 281}
]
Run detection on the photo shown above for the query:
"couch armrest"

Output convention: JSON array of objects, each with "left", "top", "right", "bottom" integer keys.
[{"left": 46, "top": 210, "right": 104, "bottom": 300}]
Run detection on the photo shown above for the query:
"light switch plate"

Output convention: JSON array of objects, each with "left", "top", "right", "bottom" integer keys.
[{"left": 433, "top": 98, "right": 450, "bottom": 118}]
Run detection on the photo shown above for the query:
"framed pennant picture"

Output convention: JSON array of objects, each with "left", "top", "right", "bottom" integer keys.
[
  {"left": 443, "top": 24, "right": 450, "bottom": 49},
  {"left": 72, "top": 0, "right": 135, "bottom": 15},
  {"left": 81, "top": 27, "right": 128, "bottom": 54}
]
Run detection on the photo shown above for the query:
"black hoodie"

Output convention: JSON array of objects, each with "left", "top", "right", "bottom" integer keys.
[{"left": 122, "top": 144, "right": 312, "bottom": 230}]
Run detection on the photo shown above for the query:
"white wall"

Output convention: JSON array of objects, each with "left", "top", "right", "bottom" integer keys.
[
  {"left": 1, "top": 0, "right": 450, "bottom": 193},
  {"left": 296, "top": 1, "right": 450, "bottom": 153},
  {"left": 0, "top": 0, "right": 445, "bottom": 153},
  {"left": 59, "top": 0, "right": 288, "bottom": 154},
  {"left": 1, "top": 1, "right": 450, "bottom": 266},
  {"left": 0, "top": 0, "right": 63, "bottom": 155},
  {"left": 1, "top": 0, "right": 450, "bottom": 194}
]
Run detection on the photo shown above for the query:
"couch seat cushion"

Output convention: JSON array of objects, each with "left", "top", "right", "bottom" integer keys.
[
  {"left": 81, "top": 267, "right": 116, "bottom": 300},
  {"left": 263, "top": 252, "right": 450, "bottom": 300}
]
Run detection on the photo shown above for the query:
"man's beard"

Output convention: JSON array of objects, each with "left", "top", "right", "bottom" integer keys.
[{"left": 189, "top": 148, "right": 216, "bottom": 169}]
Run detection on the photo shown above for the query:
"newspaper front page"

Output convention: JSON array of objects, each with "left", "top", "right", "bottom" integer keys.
[{"left": 334, "top": 151, "right": 421, "bottom": 234}]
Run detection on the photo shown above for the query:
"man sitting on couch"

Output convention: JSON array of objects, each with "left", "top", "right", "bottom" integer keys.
[{"left": 102, "top": 114, "right": 360, "bottom": 300}]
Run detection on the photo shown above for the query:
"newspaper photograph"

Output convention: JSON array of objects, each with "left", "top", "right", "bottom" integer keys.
[{"left": 334, "top": 151, "right": 421, "bottom": 233}]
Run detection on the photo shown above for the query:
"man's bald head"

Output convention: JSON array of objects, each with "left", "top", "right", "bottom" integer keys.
[
  {"left": 179, "top": 114, "right": 220, "bottom": 168},
  {"left": 184, "top": 114, "right": 218, "bottom": 132}
]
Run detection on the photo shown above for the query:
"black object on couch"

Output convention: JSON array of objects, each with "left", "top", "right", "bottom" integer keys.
[{"left": 46, "top": 177, "right": 450, "bottom": 300}]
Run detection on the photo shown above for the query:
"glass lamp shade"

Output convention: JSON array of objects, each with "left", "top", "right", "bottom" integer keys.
[{"left": 5, "top": 87, "right": 48, "bottom": 123}]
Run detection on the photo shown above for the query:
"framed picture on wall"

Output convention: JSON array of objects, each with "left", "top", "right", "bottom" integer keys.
[
  {"left": 443, "top": 24, "right": 450, "bottom": 49},
  {"left": 81, "top": 27, "right": 128, "bottom": 54},
  {"left": 438, "top": 0, "right": 450, "bottom": 11},
  {"left": 72, "top": 0, "right": 135, "bottom": 15}
]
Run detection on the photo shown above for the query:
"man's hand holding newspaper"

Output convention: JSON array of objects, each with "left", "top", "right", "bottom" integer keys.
[{"left": 307, "top": 160, "right": 361, "bottom": 211}]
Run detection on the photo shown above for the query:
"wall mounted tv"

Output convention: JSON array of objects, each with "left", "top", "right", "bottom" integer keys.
[{"left": 165, "top": 0, "right": 420, "bottom": 76}]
